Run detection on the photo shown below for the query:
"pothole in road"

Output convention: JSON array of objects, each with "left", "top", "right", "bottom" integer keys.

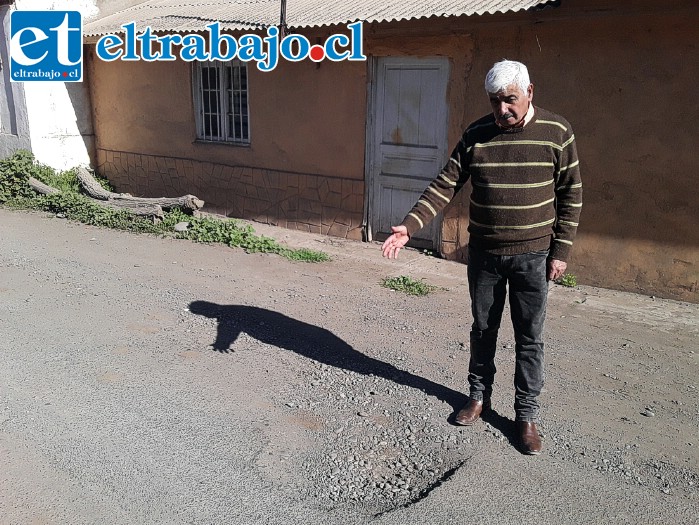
[
  {"left": 371, "top": 457, "right": 470, "bottom": 517},
  {"left": 300, "top": 423, "right": 476, "bottom": 516}
]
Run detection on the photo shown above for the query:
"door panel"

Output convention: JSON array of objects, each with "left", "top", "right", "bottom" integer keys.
[{"left": 368, "top": 57, "right": 450, "bottom": 248}]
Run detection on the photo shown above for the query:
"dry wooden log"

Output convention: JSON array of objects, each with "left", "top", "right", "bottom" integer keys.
[
  {"left": 28, "top": 177, "right": 60, "bottom": 195},
  {"left": 76, "top": 167, "right": 204, "bottom": 211},
  {"left": 74, "top": 167, "right": 112, "bottom": 200},
  {"left": 28, "top": 176, "right": 164, "bottom": 218},
  {"left": 100, "top": 200, "right": 164, "bottom": 219}
]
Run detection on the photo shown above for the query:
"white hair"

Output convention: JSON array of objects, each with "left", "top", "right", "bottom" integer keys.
[{"left": 484, "top": 60, "right": 531, "bottom": 94}]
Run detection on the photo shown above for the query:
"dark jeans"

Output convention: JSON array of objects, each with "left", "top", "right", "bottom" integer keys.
[{"left": 467, "top": 245, "right": 549, "bottom": 422}]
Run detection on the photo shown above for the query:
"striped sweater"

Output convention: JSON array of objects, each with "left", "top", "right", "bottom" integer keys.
[{"left": 400, "top": 106, "right": 582, "bottom": 262}]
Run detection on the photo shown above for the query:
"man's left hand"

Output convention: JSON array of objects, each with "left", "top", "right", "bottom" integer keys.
[{"left": 547, "top": 259, "right": 567, "bottom": 281}]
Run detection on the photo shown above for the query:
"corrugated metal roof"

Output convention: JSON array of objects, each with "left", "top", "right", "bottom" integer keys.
[{"left": 84, "top": 0, "right": 557, "bottom": 36}]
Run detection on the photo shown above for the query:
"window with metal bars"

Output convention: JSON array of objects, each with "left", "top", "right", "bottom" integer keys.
[{"left": 193, "top": 60, "right": 249, "bottom": 144}]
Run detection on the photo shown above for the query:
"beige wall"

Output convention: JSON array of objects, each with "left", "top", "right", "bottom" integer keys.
[
  {"left": 88, "top": 33, "right": 366, "bottom": 180},
  {"left": 88, "top": 27, "right": 368, "bottom": 238},
  {"left": 89, "top": 1, "right": 699, "bottom": 302}
]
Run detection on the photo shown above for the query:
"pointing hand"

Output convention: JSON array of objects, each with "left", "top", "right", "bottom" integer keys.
[{"left": 381, "top": 226, "right": 410, "bottom": 259}]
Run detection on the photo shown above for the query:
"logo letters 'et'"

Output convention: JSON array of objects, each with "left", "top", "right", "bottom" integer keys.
[{"left": 10, "top": 11, "right": 83, "bottom": 82}]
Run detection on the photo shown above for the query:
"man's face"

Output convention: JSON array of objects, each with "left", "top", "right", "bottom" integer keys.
[{"left": 488, "top": 84, "right": 533, "bottom": 128}]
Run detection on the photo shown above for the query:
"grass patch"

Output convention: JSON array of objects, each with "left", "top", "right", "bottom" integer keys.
[
  {"left": 557, "top": 273, "right": 577, "bottom": 287},
  {"left": 281, "top": 248, "right": 332, "bottom": 263},
  {"left": 0, "top": 150, "right": 330, "bottom": 263},
  {"left": 381, "top": 275, "right": 437, "bottom": 296}
]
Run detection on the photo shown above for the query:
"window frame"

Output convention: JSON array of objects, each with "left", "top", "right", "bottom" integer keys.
[{"left": 192, "top": 59, "right": 250, "bottom": 145}]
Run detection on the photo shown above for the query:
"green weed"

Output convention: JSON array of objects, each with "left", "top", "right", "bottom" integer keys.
[
  {"left": 0, "top": 149, "right": 49, "bottom": 202},
  {"left": 281, "top": 248, "right": 331, "bottom": 263},
  {"left": 557, "top": 273, "right": 578, "bottom": 287},
  {"left": 381, "top": 275, "right": 437, "bottom": 296}
]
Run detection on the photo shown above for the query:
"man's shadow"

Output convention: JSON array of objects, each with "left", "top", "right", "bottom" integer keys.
[
  {"left": 189, "top": 301, "right": 470, "bottom": 415},
  {"left": 188, "top": 301, "right": 519, "bottom": 442}
]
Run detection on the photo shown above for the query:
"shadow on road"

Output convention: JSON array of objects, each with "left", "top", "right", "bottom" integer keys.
[
  {"left": 481, "top": 409, "right": 520, "bottom": 449},
  {"left": 188, "top": 301, "right": 468, "bottom": 414}
]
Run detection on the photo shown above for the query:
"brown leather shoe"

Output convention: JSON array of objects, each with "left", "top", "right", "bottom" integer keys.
[
  {"left": 517, "top": 421, "right": 542, "bottom": 455},
  {"left": 454, "top": 397, "right": 491, "bottom": 426}
]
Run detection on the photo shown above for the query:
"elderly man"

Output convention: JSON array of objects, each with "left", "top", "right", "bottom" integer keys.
[{"left": 381, "top": 60, "right": 582, "bottom": 455}]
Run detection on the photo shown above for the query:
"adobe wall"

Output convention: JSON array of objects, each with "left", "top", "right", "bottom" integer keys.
[
  {"left": 87, "top": 28, "right": 367, "bottom": 239},
  {"left": 88, "top": 33, "right": 367, "bottom": 179}
]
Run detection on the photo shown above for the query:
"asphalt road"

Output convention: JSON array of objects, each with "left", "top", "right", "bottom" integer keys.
[{"left": 1, "top": 208, "right": 697, "bottom": 524}]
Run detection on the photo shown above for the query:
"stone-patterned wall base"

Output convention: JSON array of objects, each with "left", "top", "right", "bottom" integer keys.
[{"left": 96, "top": 149, "right": 365, "bottom": 240}]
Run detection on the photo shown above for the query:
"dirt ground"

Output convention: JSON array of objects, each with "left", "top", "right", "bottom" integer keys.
[{"left": 1, "top": 207, "right": 697, "bottom": 524}]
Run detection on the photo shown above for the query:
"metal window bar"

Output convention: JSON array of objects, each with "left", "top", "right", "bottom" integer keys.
[
  {"left": 198, "top": 61, "right": 222, "bottom": 141},
  {"left": 226, "top": 62, "right": 249, "bottom": 143},
  {"left": 196, "top": 60, "right": 249, "bottom": 143}
]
